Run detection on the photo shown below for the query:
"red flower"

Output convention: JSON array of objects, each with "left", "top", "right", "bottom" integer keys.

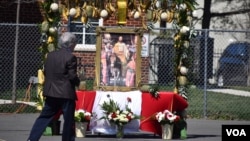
[
  {"left": 166, "top": 114, "right": 173, "bottom": 119},
  {"left": 111, "top": 112, "right": 117, "bottom": 118},
  {"left": 85, "top": 115, "right": 91, "bottom": 121},
  {"left": 126, "top": 115, "right": 132, "bottom": 120},
  {"left": 174, "top": 116, "right": 181, "bottom": 122}
]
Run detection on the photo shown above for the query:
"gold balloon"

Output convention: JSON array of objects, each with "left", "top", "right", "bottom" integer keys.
[
  {"left": 41, "top": 21, "right": 49, "bottom": 33},
  {"left": 140, "top": 85, "right": 151, "bottom": 92},
  {"left": 146, "top": 10, "right": 153, "bottom": 21},
  {"left": 78, "top": 81, "right": 86, "bottom": 91},
  {"left": 86, "top": 5, "right": 93, "bottom": 17},
  {"left": 173, "top": 87, "right": 178, "bottom": 93},
  {"left": 81, "top": 13, "right": 88, "bottom": 24},
  {"left": 47, "top": 43, "right": 55, "bottom": 52},
  {"left": 178, "top": 76, "right": 187, "bottom": 86},
  {"left": 117, "top": 0, "right": 127, "bottom": 25}
]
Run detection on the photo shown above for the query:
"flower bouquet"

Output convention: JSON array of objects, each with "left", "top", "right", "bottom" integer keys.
[
  {"left": 100, "top": 95, "right": 139, "bottom": 138},
  {"left": 155, "top": 110, "right": 180, "bottom": 140},
  {"left": 74, "top": 109, "right": 92, "bottom": 137},
  {"left": 74, "top": 109, "right": 92, "bottom": 122},
  {"left": 155, "top": 110, "right": 180, "bottom": 125}
]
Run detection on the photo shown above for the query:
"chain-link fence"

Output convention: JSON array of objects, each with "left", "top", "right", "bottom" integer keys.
[
  {"left": 1, "top": 23, "right": 250, "bottom": 121},
  {"left": 0, "top": 23, "right": 42, "bottom": 113}
]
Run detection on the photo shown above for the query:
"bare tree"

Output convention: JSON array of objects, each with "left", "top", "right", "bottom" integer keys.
[{"left": 202, "top": 0, "right": 250, "bottom": 30}]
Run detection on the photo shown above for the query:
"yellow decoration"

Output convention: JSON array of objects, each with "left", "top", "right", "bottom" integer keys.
[
  {"left": 78, "top": 81, "right": 86, "bottom": 91},
  {"left": 61, "top": 5, "right": 69, "bottom": 21},
  {"left": 117, "top": 0, "right": 127, "bottom": 25},
  {"left": 92, "top": 7, "right": 100, "bottom": 18},
  {"left": 47, "top": 36, "right": 54, "bottom": 43},
  {"left": 41, "top": 21, "right": 49, "bottom": 33},
  {"left": 178, "top": 76, "right": 187, "bottom": 86},
  {"left": 37, "top": 0, "right": 197, "bottom": 99},
  {"left": 37, "top": 69, "right": 45, "bottom": 110},
  {"left": 146, "top": 10, "right": 153, "bottom": 21},
  {"left": 173, "top": 87, "right": 178, "bottom": 93},
  {"left": 47, "top": 43, "right": 55, "bottom": 52},
  {"left": 86, "top": 5, "right": 94, "bottom": 17},
  {"left": 74, "top": 6, "right": 81, "bottom": 19},
  {"left": 166, "top": 10, "right": 174, "bottom": 23},
  {"left": 38, "top": 69, "right": 44, "bottom": 84},
  {"left": 81, "top": 12, "right": 88, "bottom": 24}
]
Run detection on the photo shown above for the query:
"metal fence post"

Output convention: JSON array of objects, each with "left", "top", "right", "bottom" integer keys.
[{"left": 203, "top": 29, "right": 208, "bottom": 119}]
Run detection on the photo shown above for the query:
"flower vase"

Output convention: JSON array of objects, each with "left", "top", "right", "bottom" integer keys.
[
  {"left": 116, "top": 125, "right": 124, "bottom": 139},
  {"left": 75, "top": 122, "right": 88, "bottom": 137},
  {"left": 161, "top": 124, "right": 173, "bottom": 140}
]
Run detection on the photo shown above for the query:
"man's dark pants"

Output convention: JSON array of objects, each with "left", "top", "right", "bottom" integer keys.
[{"left": 27, "top": 97, "right": 75, "bottom": 141}]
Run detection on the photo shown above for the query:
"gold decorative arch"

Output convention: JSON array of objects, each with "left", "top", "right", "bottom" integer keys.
[{"left": 38, "top": 0, "right": 198, "bottom": 99}]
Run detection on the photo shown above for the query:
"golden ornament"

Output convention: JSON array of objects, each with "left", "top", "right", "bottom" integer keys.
[{"left": 178, "top": 76, "right": 187, "bottom": 86}]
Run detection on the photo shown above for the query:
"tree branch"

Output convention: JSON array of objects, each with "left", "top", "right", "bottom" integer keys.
[{"left": 211, "top": 9, "right": 250, "bottom": 17}]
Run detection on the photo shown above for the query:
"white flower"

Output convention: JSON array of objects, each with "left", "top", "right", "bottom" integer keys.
[
  {"left": 108, "top": 114, "right": 113, "bottom": 120},
  {"left": 163, "top": 110, "right": 171, "bottom": 114},
  {"left": 74, "top": 109, "right": 92, "bottom": 122},
  {"left": 156, "top": 112, "right": 165, "bottom": 122},
  {"left": 155, "top": 110, "right": 179, "bottom": 124},
  {"left": 77, "top": 109, "right": 85, "bottom": 114},
  {"left": 167, "top": 114, "right": 177, "bottom": 122},
  {"left": 120, "top": 117, "right": 129, "bottom": 123},
  {"left": 116, "top": 110, "right": 121, "bottom": 115},
  {"left": 123, "top": 110, "right": 129, "bottom": 114},
  {"left": 85, "top": 112, "right": 91, "bottom": 116},
  {"left": 128, "top": 113, "right": 135, "bottom": 119}
]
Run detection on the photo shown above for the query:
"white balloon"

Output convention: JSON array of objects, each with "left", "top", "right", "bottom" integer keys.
[
  {"left": 160, "top": 12, "right": 167, "bottom": 21},
  {"left": 100, "top": 9, "right": 108, "bottom": 18},
  {"left": 69, "top": 8, "right": 77, "bottom": 17},
  {"left": 49, "top": 27, "right": 56, "bottom": 34},
  {"left": 133, "top": 11, "right": 140, "bottom": 19},
  {"left": 180, "top": 66, "right": 188, "bottom": 75},
  {"left": 180, "top": 4, "right": 187, "bottom": 10},
  {"left": 180, "top": 26, "right": 190, "bottom": 34},
  {"left": 192, "top": 10, "right": 198, "bottom": 18},
  {"left": 50, "top": 3, "right": 59, "bottom": 12},
  {"left": 155, "top": 1, "right": 161, "bottom": 8}
]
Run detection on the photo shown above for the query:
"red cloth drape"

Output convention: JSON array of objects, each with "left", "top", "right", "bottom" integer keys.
[
  {"left": 75, "top": 90, "right": 96, "bottom": 113},
  {"left": 140, "top": 92, "right": 188, "bottom": 135}
]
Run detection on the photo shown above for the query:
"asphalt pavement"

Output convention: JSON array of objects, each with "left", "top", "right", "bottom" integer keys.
[{"left": 0, "top": 113, "right": 250, "bottom": 141}]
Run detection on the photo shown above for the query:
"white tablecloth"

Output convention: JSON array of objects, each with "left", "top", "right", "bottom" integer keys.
[{"left": 89, "top": 90, "right": 142, "bottom": 134}]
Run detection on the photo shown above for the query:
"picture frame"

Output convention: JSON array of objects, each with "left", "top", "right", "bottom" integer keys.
[{"left": 94, "top": 27, "right": 143, "bottom": 91}]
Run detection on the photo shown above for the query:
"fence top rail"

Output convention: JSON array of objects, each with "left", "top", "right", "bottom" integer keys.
[
  {"left": 1, "top": 23, "right": 250, "bottom": 33},
  {"left": 0, "top": 23, "right": 38, "bottom": 26}
]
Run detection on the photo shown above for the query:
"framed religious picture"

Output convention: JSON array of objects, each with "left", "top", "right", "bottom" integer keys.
[{"left": 94, "top": 27, "right": 143, "bottom": 91}]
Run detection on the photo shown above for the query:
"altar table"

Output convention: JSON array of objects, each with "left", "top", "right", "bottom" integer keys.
[{"left": 75, "top": 90, "right": 188, "bottom": 136}]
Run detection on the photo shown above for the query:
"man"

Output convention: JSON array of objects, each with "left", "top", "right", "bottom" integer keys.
[
  {"left": 27, "top": 32, "right": 80, "bottom": 141},
  {"left": 113, "top": 36, "right": 127, "bottom": 78}
]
